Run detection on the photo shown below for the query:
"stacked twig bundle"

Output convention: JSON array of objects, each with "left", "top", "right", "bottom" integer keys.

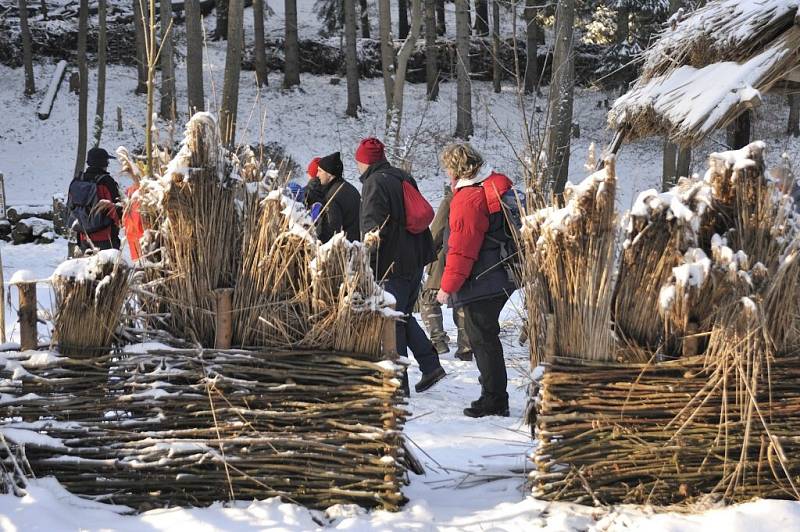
[
  {"left": 51, "top": 250, "right": 131, "bottom": 357},
  {"left": 0, "top": 347, "right": 408, "bottom": 511},
  {"left": 528, "top": 142, "right": 800, "bottom": 505},
  {"left": 520, "top": 159, "right": 617, "bottom": 364}
]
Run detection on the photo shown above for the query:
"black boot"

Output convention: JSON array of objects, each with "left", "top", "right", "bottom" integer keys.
[
  {"left": 463, "top": 398, "right": 509, "bottom": 418},
  {"left": 455, "top": 350, "right": 473, "bottom": 361},
  {"left": 401, "top": 370, "right": 410, "bottom": 397},
  {"left": 415, "top": 366, "right": 446, "bottom": 392}
]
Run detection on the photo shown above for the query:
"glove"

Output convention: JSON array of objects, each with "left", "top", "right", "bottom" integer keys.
[
  {"left": 286, "top": 181, "right": 304, "bottom": 202},
  {"left": 310, "top": 202, "right": 323, "bottom": 221}
]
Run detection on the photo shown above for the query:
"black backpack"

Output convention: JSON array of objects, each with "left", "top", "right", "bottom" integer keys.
[
  {"left": 484, "top": 188, "right": 526, "bottom": 286},
  {"left": 67, "top": 173, "right": 113, "bottom": 235}
]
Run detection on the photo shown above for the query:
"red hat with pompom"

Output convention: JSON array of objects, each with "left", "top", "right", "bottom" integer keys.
[
  {"left": 307, "top": 157, "right": 321, "bottom": 178},
  {"left": 355, "top": 138, "right": 386, "bottom": 165}
]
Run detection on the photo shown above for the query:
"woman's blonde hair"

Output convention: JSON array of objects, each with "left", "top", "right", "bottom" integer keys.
[{"left": 440, "top": 143, "right": 484, "bottom": 180}]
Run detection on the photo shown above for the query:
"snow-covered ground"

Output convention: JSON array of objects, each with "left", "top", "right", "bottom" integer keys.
[{"left": 3, "top": 1, "right": 800, "bottom": 529}]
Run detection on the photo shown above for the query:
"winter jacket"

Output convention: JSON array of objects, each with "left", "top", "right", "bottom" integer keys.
[
  {"left": 442, "top": 169, "right": 516, "bottom": 308},
  {"left": 423, "top": 184, "right": 453, "bottom": 292},
  {"left": 123, "top": 184, "right": 145, "bottom": 260},
  {"left": 317, "top": 177, "right": 361, "bottom": 243},
  {"left": 360, "top": 160, "right": 436, "bottom": 280},
  {"left": 78, "top": 166, "right": 122, "bottom": 246}
]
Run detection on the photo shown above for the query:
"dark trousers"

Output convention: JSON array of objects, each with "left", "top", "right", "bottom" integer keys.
[
  {"left": 462, "top": 293, "right": 509, "bottom": 404},
  {"left": 384, "top": 270, "right": 442, "bottom": 375}
]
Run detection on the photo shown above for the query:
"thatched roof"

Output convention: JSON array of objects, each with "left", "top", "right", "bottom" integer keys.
[{"left": 608, "top": 0, "right": 800, "bottom": 146}]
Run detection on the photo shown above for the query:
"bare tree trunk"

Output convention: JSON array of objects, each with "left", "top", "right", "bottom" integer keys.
[
  {"left": 661, "top": 140, "right": 677, "bottom": 191},
  {"left": 220, "top": 0, "right": 243, "bottom": 146},
  {"left": 524, "top": 0, "right": 538, "bottom": 94},
  {"left": 788, "top": 93, "right": 800, "bottom": 137},
  {"left": 283, "top": 0, "right": 301, "bottom": 88},
  {"left": 94, "top": 0, "right": 107, "bottom": 146},
  {"left": 398, "top": 0, "right": 410, "bottom": 39},
  {"left": 18, "top": 0, "right": 35, "bottom": 96},
  {"left": 359, "top": 0, "right": 371, "bottom": 38},
  {"left": 344, "top": 0, "right": 362, "bottom": 117},
  {"left": 425, "top": 0, "right": 439, "bottom": 100},
  {"left": 616, "top": 4, "right": 629, "bottom": 44},
  {"left": 726, "top": 111, "right": 751, "bottom": 149},
  {"left": 74, "top": 0, "right": 89, "bottom": 179},
  {"left": 474, "top": 0, "right": 489, "bottom": 36},
  {"left": 185, "top": 0, "right": 205, "bottom": 112},
  {"left": 145, "top": 0, "right": 157, "bottom": 176},
  {"left": 545, "top": 0, "right": 575, "bottom": 192},
  {"left": 216, "top": 0, "right": 229, "bottom": 40},
  {"left": 676, "top": 145, "right": 691, "bottom": 179},
  {"left": 388, "top": 0, "right": 422, "bottom": 150},
  {"left": 435, "top": 0, "right": 445, "bottom": 35},
  {"left": 491, "top": 0, "right": 500, "bottom": 93},
  {"left": 378, "top": 0, "right": 394, "bottom": 111},
  {"left": 159, "top": 0, "right": 176, "bottom": 119},
  {"left": 133, "top": 0, "right": 148, "bottom": 94},
  {"left": 253, "top": 0, "right": 269, "bottom": 86},
  {"left": 454, "top": 0, "right": 473, "bottom": 139}
]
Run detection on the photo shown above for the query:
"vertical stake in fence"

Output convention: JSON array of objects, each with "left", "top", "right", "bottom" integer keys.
[
  {"left": 380, "top": 306, "right": 399, "bottom": 510},
  {"left": 116, "top": 106, "right": 123, "bottom": 132},
  {"left": 214, "top": 288, "right": 233, "bottom": 349},
  {"left": 16, "top": 281, "right": 37, "bottom": 351}
]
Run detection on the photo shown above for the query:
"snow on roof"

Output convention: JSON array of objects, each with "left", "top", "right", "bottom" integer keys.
[{"left": 610, "top": 2, "right": 800, "bottom": 145}]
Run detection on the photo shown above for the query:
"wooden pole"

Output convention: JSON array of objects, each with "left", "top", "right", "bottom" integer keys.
[
  {"left": 380, "top": 309, "right": 398, "bottom": 359},
  {"left": 214, "top": 288, "right": 233, "bottom": 349},
  {"left": 18, "top": 282, "right": 37, "bottom": 351},
  {"left": 116, "top": 106, "right": 123, "bottom": 132}
]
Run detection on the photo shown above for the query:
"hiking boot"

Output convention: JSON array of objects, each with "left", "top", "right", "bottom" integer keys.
[
  {"left": 400, "top": 370, "right": 411, "bottom": 397},
  {"left": 415, "top": 367, "right": 446, "bottom": 393},
  {"left": 433, "top": 339, "right": 450, "bottom": 355},
  {"left": 455, "top": 350, "right": 473, "bottom": 361},
  {"left": 463, "top": 399, "right": 509, "bottom": 418}
]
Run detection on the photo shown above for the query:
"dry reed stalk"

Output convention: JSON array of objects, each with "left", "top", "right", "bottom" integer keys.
[
  {"left": 521, "top": 158, "right": 617, "bottom": 363},
  {"left": 52, "top": 250, "right": 131, "bottom": 357},
  {"left": 613, "top": 178, "right": 712, "bottom": 352}
]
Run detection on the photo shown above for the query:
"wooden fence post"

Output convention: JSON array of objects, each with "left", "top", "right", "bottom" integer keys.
[
  {"left": 17, "top": 282, "right": 37, "bottom": 351},
  {"left": 116, "top": 106, "right": 123, "bottom": 132},
  {"left": 214, "top": 288, "right": 233, "bottom": 349},
  {"left": 0, "top": 248, "right": 5, "bottom": 344}
]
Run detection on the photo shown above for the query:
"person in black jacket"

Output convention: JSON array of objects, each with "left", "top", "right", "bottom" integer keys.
[
  {"left": 356, "top": 137, "right": 446, "bottom": 393},
  {"left": 315, "top": 152, "right": 361, "bottom": 243},
  {"left": 70, "top": 147, "right": 123, "bottom": 253}
]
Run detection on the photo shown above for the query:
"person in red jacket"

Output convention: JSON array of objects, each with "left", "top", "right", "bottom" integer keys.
[
  {"left": 436, "top": 143, "right": 516, "bottom": 417},
  {"left": 74, "top": 147, "right": 123, "bottom": 253},
  {"left": 121, "top": 169, "right": 145, "bottom": 261}
]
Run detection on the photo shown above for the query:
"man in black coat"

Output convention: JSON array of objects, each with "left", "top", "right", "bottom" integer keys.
[
  {"left": 356, "top": 137, "right": 445, "bottom": 393},
  {"left": 315, "top": 152, "right": 361, "bottom": 243}
]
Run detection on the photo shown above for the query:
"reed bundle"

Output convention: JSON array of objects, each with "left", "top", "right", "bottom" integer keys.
[
  {"left": 0, "top": 347, "right": 408, "bottom": 511},
  {"left": 521, "top": 159, "right": 617, "bottom": 364},
  {"left": 51, "top": 250, "right": 131, "bottom": 357}
]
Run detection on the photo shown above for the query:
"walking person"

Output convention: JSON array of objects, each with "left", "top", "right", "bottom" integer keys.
[
  {"left": 436, "top": 143, "right": 516, "bottom": 417},
  {"left": 67, "top": 147, "right": 123, "bottom": 254},
  {"left": 356, "top": 137, "right": 446, "bottom": 393},
  {"left": 421, "top": 183, "right": 473, "bottom": 360},
  {"left": 315, "top": 152, "right": 361, "bottom": 243}
]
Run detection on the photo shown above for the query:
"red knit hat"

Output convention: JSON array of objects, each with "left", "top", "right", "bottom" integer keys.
[
  {"left": 307, "top": 156, "right": 321, "bottom": 178},
  {"left": 355, "top": 138, "right": 386, "bottom": 165}
]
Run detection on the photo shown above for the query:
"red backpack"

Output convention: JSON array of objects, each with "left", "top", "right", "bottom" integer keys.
[{"left": 402, "top": 180, "right": 434, "bottom": 234}]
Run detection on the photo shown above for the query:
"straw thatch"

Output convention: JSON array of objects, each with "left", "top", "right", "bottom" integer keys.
[
  {"left": 608, "top": 0, "right": 800, "bottom": 145},
  {"left": 528, "top": 141, "right": 800, "bottom": 505}
]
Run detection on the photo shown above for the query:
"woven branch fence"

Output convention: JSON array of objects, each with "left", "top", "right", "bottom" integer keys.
[{"left": 0, "top": 347, "right": 408, "bottom": 510}]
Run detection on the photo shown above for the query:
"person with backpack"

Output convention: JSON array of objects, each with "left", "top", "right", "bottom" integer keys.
[
  {"left": 436, "top": 143, "right": 517, "bottom": 418},
  {"left": 421, "top": 183, "right": 473, "bottom": 360},
  {"left": 356, "top": 137, "right": 446, "bottom": 393},
  {"left": 314, "top": 152, "right": 361, "bottom": 243},
  {"left": 67, "top": 147, "right": 123, "bottom": 254}
]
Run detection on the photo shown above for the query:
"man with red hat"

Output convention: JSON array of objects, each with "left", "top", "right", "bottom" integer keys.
[{"left": 356, "top": 137, "right": 446, "bottom": 393}]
